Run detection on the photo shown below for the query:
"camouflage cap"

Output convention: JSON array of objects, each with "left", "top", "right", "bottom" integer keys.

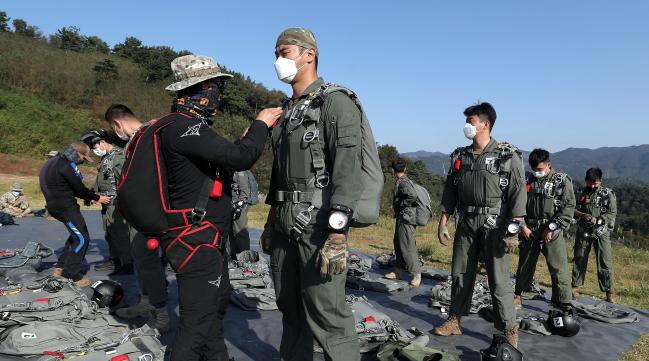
[
  {"left": 10, "top": 182, "right": 22, "bottom": 192},
  {"left": 165, "top": 55, "right": 233, "bottom": 92},
  {"left": 276, "top": 27, "right": 318, "bottom": 54}
]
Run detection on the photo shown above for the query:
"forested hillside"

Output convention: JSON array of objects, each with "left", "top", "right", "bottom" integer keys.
[{"left": 0, "top": 10, "right": 443, "bottom": 216}]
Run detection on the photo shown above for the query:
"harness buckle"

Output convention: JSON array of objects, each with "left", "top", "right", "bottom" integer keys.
[
  {"left": 303, "top": 129, "right": 319, "bottom": 143},
  {"left": 315, "top": 173, "right": 330, "bottom": 188},
  {"left": 190, "top": 208, "right": 206, "bottom": 225},
  {"left": 291, "top": 205, "right": 315, "bottom": 238}
]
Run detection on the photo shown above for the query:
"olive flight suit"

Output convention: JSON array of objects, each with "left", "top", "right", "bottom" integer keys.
[
  {"left": 572, "top": 185, "right": 617, "bottom": 293},
  {"left": 230, "top": 170, "right": 251, "bottom": 256},
  {"left": 267, "top": 78, "right": 363, "bottom": 361},
  {"left": 441, "top": 138, "right": 527, "bottom": 332},
  {"left": 393, "top": 175, "right": 420, "bottom": 276},
  {"left": 515, "top": 170, "right": 575, "bottom": 304},
  {"left": 94, "top": 148, "right": 132, "bottom": 266}
]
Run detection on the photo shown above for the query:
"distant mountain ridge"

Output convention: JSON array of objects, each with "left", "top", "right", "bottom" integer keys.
[{"left": 404, "top": 145, "right": 649, "bottom": 181}]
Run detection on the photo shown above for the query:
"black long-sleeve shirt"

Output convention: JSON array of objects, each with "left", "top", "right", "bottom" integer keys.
[
  {"left": 160, "top": 115, "right": 268, "bottom": 235},
  {"left": 39, "top": 155, "right": 99, "bottom": 215}
]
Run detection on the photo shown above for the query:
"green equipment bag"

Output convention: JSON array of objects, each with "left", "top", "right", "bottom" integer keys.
[
  {"left": 406, "top": 179, "right": 433, "bottom": 227},
  {"left": 377, "top": 341, "right": 461, "bottom": 361},
  {"left": 230, "top": 288, "right": 278, "bottom": 311},
  {"left": 228, "top": 250, "right": 272, "bottom": 290},
  {"left": 0, "top": 313, "right": 128, "bottom": 356},
  {"left": 228, "top": 250, "right": 277, "bottom": 311},
  {"left": 36, "top": 325, "right": 166, "bottom": 361},
  {"left": 0, "top": 242, "right": 53, "bottom": 276},
  {"left": 346, "top": 275, "right": 410, "bottom": 293},
  {"left": 345, "top": 295, "right": 427, "bottom": 353},
  {"left": 0, "top": 277, "right": 96, "bottom": 327}
]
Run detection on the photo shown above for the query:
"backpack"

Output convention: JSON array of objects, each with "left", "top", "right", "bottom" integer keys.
[
  {"left": 296, "top": 83, "right": 384, "bottom": 227},
  {"left": 404, "top": 179, "right": 433, "bottom": 226},
  {"left": 0, "top": 212, "right": 16, "bottom": 226},
  {"left": 117, "top": 113, "right": 218, "bottom": 236}
]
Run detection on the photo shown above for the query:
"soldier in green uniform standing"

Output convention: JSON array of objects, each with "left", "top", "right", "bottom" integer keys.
[
  {"left": 230, "top": 170, "right": 252, "bottom": 257},
  {"left": 259, "top": 28, "right": 363, "bottom": 361},
  {"left": 434, "top": 102, "right": 526, "bottom": 348},
  {"left": 572, "top": 167, "right": 618, "bottom": 303},
  {"left": 384, "top": 159, "right": 421, "bottom": 287},
  {"left": 514, "top": 149, "right": 575, "bottom": 311},
  {"left": 80, "top": 130, "right": 133, "bottom": 275}
]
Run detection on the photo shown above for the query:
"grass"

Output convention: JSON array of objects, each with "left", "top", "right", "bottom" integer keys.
[{"left": 248, "top": 203, "right": 649, "bottom": 361}]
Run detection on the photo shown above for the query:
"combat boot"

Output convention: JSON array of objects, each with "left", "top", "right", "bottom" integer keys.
[
  {"left": 384, "top": 269, "right": 404, "bottom": 280},
  {"left": 115, "top": 295, "right": 155, "bottom": 319},
  {"left": 513, "top": 294, "right": 523, "bottom": 310},
  {"left": 606, "top": 291, "right": 616, "bottom": 304},
  {"left": 146, "top": 306, "right": 171, "bottom": 334},
  {"left": 52, "top": 267, "right": 64, "bottom": 279},
  {"left": 410, "top": 273, "right": 422, "bottom": 288},
  {"left": 505, "top": 326, "right": 519, "bottom": 348},
  {"left": 432, "top": 314, "right": 462, "bottom": 336},
  {"left": 572, "top": 287, "right": 580, "bottom": 300}
]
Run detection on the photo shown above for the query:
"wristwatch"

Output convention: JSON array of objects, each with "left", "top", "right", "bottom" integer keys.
[
  {"left": 507, "top": 220, "right": 521, "bottom": 235},
  {"left": 328, "top": 205, "right": 353, "bottom": 233},
  {"left": 548, "top": 222, "right": 558, "bottom": 231}
]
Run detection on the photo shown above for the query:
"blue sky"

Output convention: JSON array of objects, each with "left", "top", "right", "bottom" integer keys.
[{"left": 2, "top": 1, "right": 648, "bottom": 153}]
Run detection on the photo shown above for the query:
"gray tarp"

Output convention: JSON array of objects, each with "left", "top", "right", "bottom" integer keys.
[{"left": 1, "top": 211, "right": 649, "bottom": 361}]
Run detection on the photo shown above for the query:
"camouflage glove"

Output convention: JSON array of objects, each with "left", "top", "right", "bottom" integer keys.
[
  {"left": 259, "top": 223, "right": 273, "bottom": 255},
  {"left": 504, "top": 235, "right": 519, "bottom": 253},
  {"left": 317, "top": 235, "right": 348, "bottom": 278},
  {"left": 438, "top": 223, "right": 452, "bottom": 246}
]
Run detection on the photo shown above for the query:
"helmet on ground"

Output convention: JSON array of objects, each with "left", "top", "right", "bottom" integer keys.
[
  {"left": 91, "top": 280, "right": 124, "bottom": 308},
  {"left": 480, "top": 334, "right": 524, "bottom": 361}
]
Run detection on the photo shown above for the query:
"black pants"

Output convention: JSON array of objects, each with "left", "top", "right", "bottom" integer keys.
[
  {"left": 131, "top": 230, "right": 167, "bottom": 308},
  {"left": 52, "top": 206, "right": 90, "bottom": 280},
  {"left": 166, "top": 233, "right": 230, "bottom": 361}
]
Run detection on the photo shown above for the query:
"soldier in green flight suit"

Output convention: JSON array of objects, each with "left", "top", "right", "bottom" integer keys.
[
  {"left": 384, "top": 159, "right": 422, "bottom": 287},
  {"left": 514, "top": 149, "right": 575, "bottom": 311},
  {"left": 259, "top": 27, "right": 363, "bottom": 361},
  {"left": 80, "top": 130, "right": 133, "bottom": 276},
  {"left": 572, "top": 167, "right": 618, "bottom": 303},
  {"left": 434, "top": 102, "right": 526, "bottom": 348}
]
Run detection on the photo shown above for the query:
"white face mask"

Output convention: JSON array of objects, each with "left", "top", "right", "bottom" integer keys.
[
  {"left": 534, "top": 170, "right": 546, "bottom": 178},
  {"left": 115, "top": 129, "right": 130, "bottom": 141},
  {"left": 11, "top": 191, "right": 20, "bottom": 197},
  {"left": 274, "top": 51, "right": 307, "bottom": 84},
  {"left": 463, "top": 123, "right": 478, "bottom": 140},
  {"left": 93, "top": 148, "right": 107, "bottom": 157}
]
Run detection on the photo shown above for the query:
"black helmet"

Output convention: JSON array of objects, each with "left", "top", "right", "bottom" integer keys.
[
  {"left": 91, "top": 280, "right": 124, "bottom": 308},
  {"left": 547, "top": 308, "right": 581, "bottom": 337},
  {"left": 480, "top": 334, "right": 524, "bottom": 361},
  {"left": 80, "top": 129, "right": 106, "bottom": 148}
]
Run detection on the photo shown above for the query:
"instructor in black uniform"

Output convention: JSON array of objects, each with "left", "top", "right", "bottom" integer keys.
[
  {"left": 156, "top": 55, "right": 281, "bottom": 361},
  {"left": 39, "top": 142, "right": 112, "bottom": 287}
]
